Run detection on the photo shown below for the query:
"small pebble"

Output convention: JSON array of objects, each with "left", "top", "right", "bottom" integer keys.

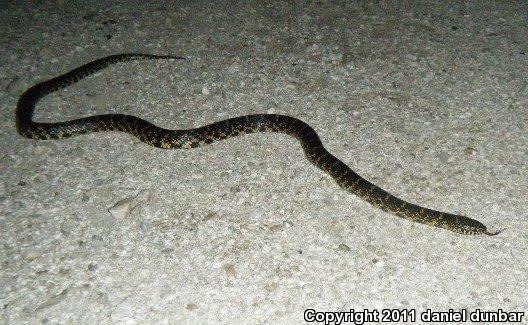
[
  {"left": 269, "top": 224, "right": 284, "bottom": 232},
  {"left": 223, "top": 264, "right": 236, "bottom": 277},
  {"left": 108, "top": 190, "right": 153, "bottom": 218},
  {"left": 250, "top": 210, "right": 263, "bottom": 220},
  {"left": 337, "top": 243, "right": 351, "bottom": 252},
  {"left": 108, "top": 198, "right": 134, "bottom": 218},
  {"left": 464, "top": 147, "right": 478, "bottom": 155},
  {"left": 203, "top": 211, "right": 217, "bottom": 221}
]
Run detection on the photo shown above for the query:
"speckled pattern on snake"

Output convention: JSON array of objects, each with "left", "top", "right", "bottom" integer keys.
[{"left": 15, "top": 53, "right": 500, "bottom": 235}]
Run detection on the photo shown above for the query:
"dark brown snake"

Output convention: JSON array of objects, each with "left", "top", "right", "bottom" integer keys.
[{"left": 16, "top": 53, "right": 500, "bottom": 235}]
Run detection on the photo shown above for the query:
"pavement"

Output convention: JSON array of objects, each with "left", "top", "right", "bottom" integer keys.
[{"left": 1, "top": 1, "right": 527, "bottom": 324}]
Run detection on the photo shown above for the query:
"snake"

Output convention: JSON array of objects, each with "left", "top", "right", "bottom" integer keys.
[{"left": 15, "top": 53, "right": 500, "bottom": 235}]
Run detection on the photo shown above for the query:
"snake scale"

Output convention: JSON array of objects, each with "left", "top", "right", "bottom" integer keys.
[{"left": 16, "top": 53, "right": 500, "bottom": 235}]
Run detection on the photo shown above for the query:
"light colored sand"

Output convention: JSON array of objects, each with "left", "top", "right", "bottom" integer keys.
[{"left": 1, "top": 1, "right": 527, "bottom": 324}]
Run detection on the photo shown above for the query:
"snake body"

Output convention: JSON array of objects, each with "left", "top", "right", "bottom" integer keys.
[{"left": 16, "top": 53, "right": 499, "bottom": 235}]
